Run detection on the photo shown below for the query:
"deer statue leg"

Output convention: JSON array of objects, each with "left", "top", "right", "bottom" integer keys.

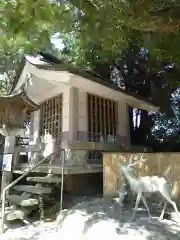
[
  {"left": 131, "top": 192, "right": 142, "bottom": 221},
  {"left": 141, "top": 195, "right": 152, "bottom": 220},
  {"left": 159, "top": 202, "right": 167, "bottom": 221},
  {"left": 160, "top": 190, "right": 180, "bottom": 224}
]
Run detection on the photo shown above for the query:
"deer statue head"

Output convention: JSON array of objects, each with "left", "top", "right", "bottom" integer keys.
[{"left": 120, "top": 154, "right": 147, "bottom": 173}]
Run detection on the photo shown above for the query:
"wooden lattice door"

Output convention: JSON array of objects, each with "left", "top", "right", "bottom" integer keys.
[
  {"left": 87, "top": 93, "right": 118, "bottom": 163},
  {"left": 40, "top": 94, "right": 62, "bottom": 148},
  {"left": 87, "top": 93, "right": 118, "bottom": 142}
]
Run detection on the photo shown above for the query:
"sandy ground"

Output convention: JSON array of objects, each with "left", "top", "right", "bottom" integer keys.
[{"left": 1, "top": 197, "right": 180, "bottom": 240}]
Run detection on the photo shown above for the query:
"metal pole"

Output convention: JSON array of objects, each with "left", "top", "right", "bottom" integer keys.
[{"left": 60, "top": 149, "right": 65, "bottom": 211}]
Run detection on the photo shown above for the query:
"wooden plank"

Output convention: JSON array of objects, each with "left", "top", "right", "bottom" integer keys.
[
  {"left": 16, "top": 139, "right": 129, "bottom": 152},
  {"left": 65, "top": 140, "right": 125, "bottom": 151},
  {"left": 103, "top": 98, "right": 106, "bottom": 139},
  {"left": 99, "top": 97, "right": 102, "bottom": 135},
  {"left": 15, "top": 144, "right": 42, "bottom": 153},
  {"left": 88, "top": 94, "right": 91, "bottom": 141},
  {"left": 14, "top": 164, "right": 103, "bottom": 174},
  {"left": 94, "top": 95, "right": 97, "bottom": 140},
  {"left": 111, "top": 101, "right": 115, "bottom": 138},
  {"left": 114, "top": 102, "right": 118, "bottom": 140},
  {"left": 90, "top": 94, "right": 93, "bottom": 141},
  {"left": 107, "top": 99, "right": 110, "bottom": 136}
]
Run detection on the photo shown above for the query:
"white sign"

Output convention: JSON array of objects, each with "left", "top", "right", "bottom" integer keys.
[{"left": 2, "top": 154, "right": 13, "bottom": 172}]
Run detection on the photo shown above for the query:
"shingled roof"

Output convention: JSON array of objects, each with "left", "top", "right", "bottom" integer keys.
[
  {"left": 0, "top": 87, "right": 39, "bottom": 111},
  {"left": 10, "top": 52, "right": 159, "bottom": 111}
]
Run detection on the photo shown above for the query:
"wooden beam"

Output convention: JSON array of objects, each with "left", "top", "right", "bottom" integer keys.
[
  {"left": 61, "top": 140, "right": 128, "bottom": 151},
  {"left": 15, "top": 144, "right": 42, "bottom": 153}
]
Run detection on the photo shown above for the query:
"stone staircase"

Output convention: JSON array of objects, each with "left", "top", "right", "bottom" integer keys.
[{"left": 2, "top": 174, "right": 62, "bottom": 224}]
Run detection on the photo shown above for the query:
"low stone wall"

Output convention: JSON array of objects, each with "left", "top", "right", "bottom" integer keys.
[{"left": 103, "top": 152, "right": 180, "bottom": 202}]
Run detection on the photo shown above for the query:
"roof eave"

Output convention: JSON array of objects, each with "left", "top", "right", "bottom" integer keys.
[
  {"left": 9, "top": 56, "right": 26, "bottom": 94},
  {"left": 0, "top": 88, "right": 39, "bottom": 112},
  {"left": 11, "top": 54, "right": 160, "bottom": 112},
  {"left": 34, "top": 64, "right": 159, "bottom": 110}
]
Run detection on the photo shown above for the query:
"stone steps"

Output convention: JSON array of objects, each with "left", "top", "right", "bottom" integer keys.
[
  {"left": 6, "top": 209, "right": 31, "bottom": 221},
  {"left": 2, "top": 173, "right": 61, "bottom": 226},
  {"left": 13, "top": 185, "right": 51, "bottom": 195},
  {"left": 0, "top": 206, "right": 31, "bottom": 221},
  {"left": 26, "top": 175, "right": 61, "bottom": 184},
  {"left": 7, "top": 194, "right": 38, "bottom": 207}
]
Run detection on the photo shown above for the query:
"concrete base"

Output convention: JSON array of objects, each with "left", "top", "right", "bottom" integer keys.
[{"left": 14, "top": 163, "right": 102, "bottom": 175}]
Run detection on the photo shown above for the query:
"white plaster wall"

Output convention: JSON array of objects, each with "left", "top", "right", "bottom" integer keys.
[
  {"left": 24, "top": 75, "right": 67, "bottom": 105},
  {"left": 28, "top": 87, "right": 131, "bottom": 167}
]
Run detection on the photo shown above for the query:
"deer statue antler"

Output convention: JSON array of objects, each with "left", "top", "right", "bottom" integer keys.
[
  {"left": 128, "top": 154, "right": 147, "bottom": 167},
  {"left": 129, "top": 154, "right": 134, "bottom": 165}
]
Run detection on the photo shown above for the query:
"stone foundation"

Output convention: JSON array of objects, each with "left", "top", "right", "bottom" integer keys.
[{"left": 64, "top": 172, "right": 103, "bottom": 195}]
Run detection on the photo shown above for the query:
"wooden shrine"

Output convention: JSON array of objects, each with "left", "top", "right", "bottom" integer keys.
[
  {"left": 0, "top": 88, "right": 38, "bottom": 129},
  {"left": 0, "top": 88, "right": 39, "bottom": 195}
]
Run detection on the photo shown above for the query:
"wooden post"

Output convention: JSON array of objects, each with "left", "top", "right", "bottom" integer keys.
[{"left": 1, "top": 131, "right": 16, "bottom": 196}]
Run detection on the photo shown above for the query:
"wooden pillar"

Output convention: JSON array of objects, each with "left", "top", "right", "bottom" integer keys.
[
  {"left": 61, "top": 87, "right": 78, "bottom": 165},
  {"left": 117, "top": 102, "right": 130, "bottom": 146},
  {"left": 28, "top": 109, "right": 41, "bottom": 165},
  {"left": 1, "top": 131, "right": 16, "bottom": 195},
  {"left": 62, "top": 87, "right": 78, "bottom": 141}
]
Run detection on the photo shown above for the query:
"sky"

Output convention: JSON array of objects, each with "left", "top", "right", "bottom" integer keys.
[{"left": 50, "top": 32, "right": 64, "bottom": 50}]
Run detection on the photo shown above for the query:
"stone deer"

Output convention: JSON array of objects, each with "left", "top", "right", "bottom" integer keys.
[
  {"left": 120, "top": 154, "right": 180, "bottom": 224},
  {"left": 42, "top": 133, "right": 54, "bottom": 158}
]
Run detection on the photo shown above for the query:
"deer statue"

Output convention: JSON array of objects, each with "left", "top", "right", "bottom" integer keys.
[
  {"left": 119, "top": 154, "right": 180, "bottom": 224},
  {"left": 42, "top": 132, "right": 54, "bottom": 158}
]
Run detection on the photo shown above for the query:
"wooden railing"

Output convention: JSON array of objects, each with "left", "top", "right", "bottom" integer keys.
[{"left": 13, "top": 140, "right": 150, "bottom": 168}]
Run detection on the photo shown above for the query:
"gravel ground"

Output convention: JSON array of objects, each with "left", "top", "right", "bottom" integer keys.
[{"left": 1, "top": 197, "right": 180, "bottom": 240}]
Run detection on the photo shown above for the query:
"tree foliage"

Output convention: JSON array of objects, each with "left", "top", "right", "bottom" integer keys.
[
  {"left": 1, "top": 0, "right": 179, "bottom": 105},
  {"left": 2, "top": 0, "right": 180, "bottom": 65},
  {"left": 1, "top": 0, "right": 180, "bottom": 149},
  {"left": 0, "top": 0, "right": 72, "bottom": 92}
]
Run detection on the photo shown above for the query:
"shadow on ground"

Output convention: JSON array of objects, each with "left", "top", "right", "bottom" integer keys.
[{"left": 57, "top": 198, "right": 180, "bottom": 240}]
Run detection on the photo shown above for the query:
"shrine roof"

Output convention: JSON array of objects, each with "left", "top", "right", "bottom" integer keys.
[
  {"left": 0, "top": 88, "right": 39, "bottom": 111},
  {"left": 11, "top": 52, "right": 159, "bottom": 111}
]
